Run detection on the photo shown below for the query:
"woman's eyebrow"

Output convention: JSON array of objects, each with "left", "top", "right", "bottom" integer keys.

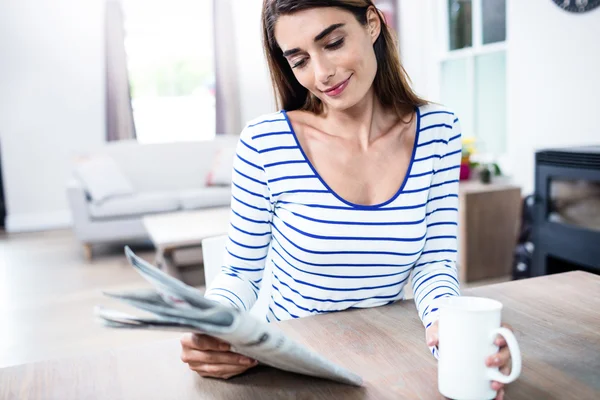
[{"left": 282, "top": 23, "right": 345, "bottom": 58}]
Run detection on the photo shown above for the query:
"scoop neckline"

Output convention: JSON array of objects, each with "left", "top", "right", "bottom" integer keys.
[{"left": 280, "top": 106, "right": 421, "bottom": 210}]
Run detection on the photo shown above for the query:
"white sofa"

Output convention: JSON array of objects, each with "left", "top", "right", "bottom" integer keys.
[{"left": 67, "top": 136, "right": 238, "bottom": 259}]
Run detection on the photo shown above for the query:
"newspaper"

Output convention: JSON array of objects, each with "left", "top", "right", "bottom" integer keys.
[{"left": 95, "top": 246, "right": 363, "bottom": 386}]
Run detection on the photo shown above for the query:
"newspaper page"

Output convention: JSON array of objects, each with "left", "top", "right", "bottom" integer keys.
[{"left": 95, "top": 246, "right": 363, "bottom": 386}]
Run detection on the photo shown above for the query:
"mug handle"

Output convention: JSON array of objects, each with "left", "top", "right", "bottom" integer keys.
[{"left": 486, "top": 327, "right": 522, "bottom": 384}]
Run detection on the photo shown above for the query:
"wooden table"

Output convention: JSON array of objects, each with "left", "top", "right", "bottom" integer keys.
[
  {"left": 1, "top": 271, "right": 598, "bottom": 399},
  {"left": 142, "top": 207, "right": 231, "bottom": 280}
]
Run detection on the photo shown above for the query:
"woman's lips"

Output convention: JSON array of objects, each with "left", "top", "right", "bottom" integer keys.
[{"left": 323, "top": 75, "right": 352, "bottom": 97}]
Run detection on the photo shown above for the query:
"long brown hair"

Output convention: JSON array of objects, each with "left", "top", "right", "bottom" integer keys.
[{"left": 261, "top": 0, "right": 428, "bottom": 117}]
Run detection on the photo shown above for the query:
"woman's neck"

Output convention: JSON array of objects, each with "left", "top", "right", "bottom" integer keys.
[{"left": 320, "top": 88, "right": 398, "bottom": 150}]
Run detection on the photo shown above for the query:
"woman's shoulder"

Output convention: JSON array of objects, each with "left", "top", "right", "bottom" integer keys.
[
  {"left": 241, "top": 110, "right": 289, "bottom": 139},
  {"left": 417, "top": 102, "right": 458, "bottom": 121}
]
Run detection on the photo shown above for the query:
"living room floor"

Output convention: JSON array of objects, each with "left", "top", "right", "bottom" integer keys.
[{"left": 0, "top": 229, "right": 510, "bottom": 369}]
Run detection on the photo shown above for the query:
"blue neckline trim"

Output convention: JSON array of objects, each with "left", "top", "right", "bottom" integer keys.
[{"left": 280, "top": 106, "right": 421, "bottom": 210}]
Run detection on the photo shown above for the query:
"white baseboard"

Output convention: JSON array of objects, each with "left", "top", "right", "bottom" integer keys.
[{"left": 5, "top": 210, "right": 73, "bottom": 233}]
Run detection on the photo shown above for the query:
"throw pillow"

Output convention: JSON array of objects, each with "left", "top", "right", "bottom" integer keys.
[
  {"left": 74, "top": 155, "right": 135, "bottom": 203},
  {"left": 206, "top": 145, "right": 237, "bottom": 186}
]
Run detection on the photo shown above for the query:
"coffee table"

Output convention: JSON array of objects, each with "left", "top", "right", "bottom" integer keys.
[{"left": 142, "top": 207, "right": 231, "bottom": 280}]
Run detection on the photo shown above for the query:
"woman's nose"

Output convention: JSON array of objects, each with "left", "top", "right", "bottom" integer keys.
[{"left": 313, "top": 56, "right": 335, "bottom": 85}]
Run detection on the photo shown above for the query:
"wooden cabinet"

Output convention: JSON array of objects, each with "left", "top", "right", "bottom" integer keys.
[{"left": 458, "top": 181, "right": 522, "bottom": 282}]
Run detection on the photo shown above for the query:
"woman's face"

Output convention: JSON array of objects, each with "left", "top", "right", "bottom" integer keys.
[{"left": 274, "top": 7, "right": 381, "bottom": 112}]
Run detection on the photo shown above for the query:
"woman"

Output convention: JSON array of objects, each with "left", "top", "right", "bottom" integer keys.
[{"left": 181, "top": 1, "right": 513, "bottom": 398}]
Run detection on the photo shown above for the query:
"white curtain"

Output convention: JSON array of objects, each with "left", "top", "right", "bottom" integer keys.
[
  {"left": 105, "top": 0, "right": 137, "bottom": 141},
  {"left": 213, "top": 0, "right": 242, "bottom": 135}
]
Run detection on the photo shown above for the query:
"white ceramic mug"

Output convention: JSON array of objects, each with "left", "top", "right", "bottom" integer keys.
[{"left": 436, "top": 296, "right": 522, "bottom": 400}]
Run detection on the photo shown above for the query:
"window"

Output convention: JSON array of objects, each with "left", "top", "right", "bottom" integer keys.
[
  {"left": 439, "top": 0, "right": 507, "bottom": 157},
  {"left": 122, "top": 0, "right": 215, "bottom": 144}
]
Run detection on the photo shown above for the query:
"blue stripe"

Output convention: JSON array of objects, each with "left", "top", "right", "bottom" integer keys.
[
  {"left": 411, "top": 148, "right": 462, "bottom": 163},
  {"left": 403, "top": 179, "right": 459, "bottom": 194},
  {"left": 264, "top": 159, "right": 306, "bottom": 168},
  {"left": 279, "top": 218, "right": 427, "bottom": 242},
  {"left": 282, "top": 209, "right": 426, "bottom": 226},
  {"left": 270, "top": 174, "right": 316, "bottom": 183},
  {"left": 247, "top": 118, "right": 286, "bottom": 128},
  {"left": 420, "top": 123, "right": 452, "bottom": 132},
  {"left": 252, "top": 131, "right": 292, "bottom": 140},
  {"left": 442, "top": 149, "right": 462, "bottom": 159},
  {"left": 237, "top": 154, "right": 262, "bottom": 171},
  {"left": 420, "top": 249, "right": 457, "bottom": 255},
  {"left": 408, "top": 165, "right": 460, "bottom": 179},
  {"left": 417, "top": 281, "right": 460, "bottom": 306},
  {"left": 426, "top": 207, "right": 458, "bottom": 217},
  {"left": 268, "top": 306, "right": 281, "bottom": 321},
  {"left": 416, "top": 285, "right": 460, "bottom": 309},
  {"left": 230, "top": 223, "right": 271, "bottom": 237},
  {"left": 413, "top": 273, "right": 460, "bottom": 296},
  {"left": 208, "top": 293, "right": 238, "bottom": 309},
  {"left": 233, "top": 182, "right": 270, "bottom": 200},
  {"left": 273, "top": 299, "right": 299, "bottom": 318},
  {"left": 414, "top": 259, "right": 453, "bottom": 269},
  {"left": 231, "top": 208, "right": 270, "bottom": 225},
  {"left": 240, "top": 139, "right": 259, "bottom": 153},
  {"left": 421, "top": 110, "right": 454, "bottom": 118},
  {"left": 429, "top": 193, "right": 459, "bottom": 203},
  {"left": 273, "top": 260, "right": 409, "bottom": 292},
  {"left": 427, "top": 221, "right": 458, "bottom": 228},
  {"left": 426, "top": 235, "right": 457, "bottom": 241},
  {"left": 232, "top": 195, "right": 271, "bottom": 213},
  {"left": 417, "top": 138, "right": 448, "bottom": 148},
  {"left": 272, "top": 271, "right": 406, "bottom": 303},
  {"left": 276, "top": 200, "right": 427, "bottom": 211},
  {"left": 271, "top": 222, "right": 424, "bottom": 257},
  {"left": 234, "top": 167, "right": 267, "bottom": 186},
  {"left": 259, "top": 146, "right": 298, "bottom": 154},
  {"left": 209, "top": 288, "right": 248, "bottom": 311},
  {"left": 449, "top": 133, "right": 461, "bottom": 142},
  {"left": 272, "top": 189, "right": 329, "bottom": 197},
  {"left": 272, "top": 237, "right": 419, "bottom": 270},
  {"left": 453, "top": 117, "right": 459, "bottom": 123},
  {"left": 226, "top": 248, "right": 267, "bottom": 262},
  {"left": 229, "top": 237, "right": 270, "bottom": 249}
]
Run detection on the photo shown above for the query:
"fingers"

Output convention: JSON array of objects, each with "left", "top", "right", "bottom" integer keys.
[
  {"left": 181, "top": 333, "right": 230, "bottom": 351},
  {"left": 188, "top": 362, "right": 258, "bottom": 379},
  {"left": 486, "top": 346, "right": 511, "bottom": 369},
  {"left": 181, "top": 349, "right": 255, "bottom": 366},
  {"left": 491, "top": 359, "right": 511, "bottom": 394},
  {"left": 495, "top": 323, "right": 514, "bottom": 347},
  {"left": 426, "top": 321, "right": 439, "bottom": 347},
  {"left": 495, "top": 388, "right": 505, "bottom": 400}
]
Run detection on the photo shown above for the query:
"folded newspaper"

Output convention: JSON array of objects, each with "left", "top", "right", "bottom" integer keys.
[{"left": 94, "top": 246, "right": 363, "bottom": 386}]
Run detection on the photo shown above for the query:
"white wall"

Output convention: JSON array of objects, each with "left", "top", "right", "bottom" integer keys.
[
  {"left": 400, "top": 0, "right": 600, "bottom": 195},
  {"left": 0, "top": 0, "right": 106, "bottom": 232},
  {"left": 506, "top": 0, "right": 600, "bottom": 193},
  {"left": 232, "top": 0, "right": 277, "bottom": 126}
]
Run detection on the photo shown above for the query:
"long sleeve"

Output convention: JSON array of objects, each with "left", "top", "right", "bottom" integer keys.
[
  {"left": 204, "top": 126, "right": 273, "bottom": 311},
  {"left": 411, "top": 114, "right": 462, "bottom": 355}
]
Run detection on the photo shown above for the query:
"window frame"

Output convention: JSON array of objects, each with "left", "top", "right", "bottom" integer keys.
[{"left": 436, "top": 0, "right": 508, "bottom": 156}]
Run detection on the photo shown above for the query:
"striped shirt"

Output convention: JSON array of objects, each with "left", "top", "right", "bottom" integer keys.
[{"left": 205, "top": 103, "right": 462, "bottom": 354}]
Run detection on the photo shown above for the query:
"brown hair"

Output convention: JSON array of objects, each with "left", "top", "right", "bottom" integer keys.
[{"left": 261, "top": 0, "right": 428, "bottom": 117}]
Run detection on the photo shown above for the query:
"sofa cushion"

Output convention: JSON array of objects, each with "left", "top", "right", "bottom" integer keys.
[
  {"left": 89, "top": 191, "right": 180, "bottom": 219},
  {"left": 205, "top": 145, "right": 237, "bottom": 186},
  {"left": 74, "top": 155, "right": 135, "bottom": 203},
  {"left": 179, "top": 187, "right": 231, "bottom": 210}
]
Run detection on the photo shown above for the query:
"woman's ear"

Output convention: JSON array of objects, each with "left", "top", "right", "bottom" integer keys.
[{"left": 366, "top": 6, "right": 382, "bottom": 44}]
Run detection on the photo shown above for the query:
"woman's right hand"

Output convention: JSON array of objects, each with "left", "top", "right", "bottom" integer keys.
[{"left": 180, "top": 333, "right": 258, "bottom": 379}]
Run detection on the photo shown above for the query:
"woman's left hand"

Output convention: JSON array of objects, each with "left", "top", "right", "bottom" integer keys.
[{"left": 426, "top": 321, "right": 514, "bottom": 400}]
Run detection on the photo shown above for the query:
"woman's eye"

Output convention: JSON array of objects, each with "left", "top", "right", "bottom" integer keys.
[
  {"left": 325, "top": 38, "right": 344, "bottom": 50},
  {"left": 292, "top": 59, "right": 307, "bottom": 69}
]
